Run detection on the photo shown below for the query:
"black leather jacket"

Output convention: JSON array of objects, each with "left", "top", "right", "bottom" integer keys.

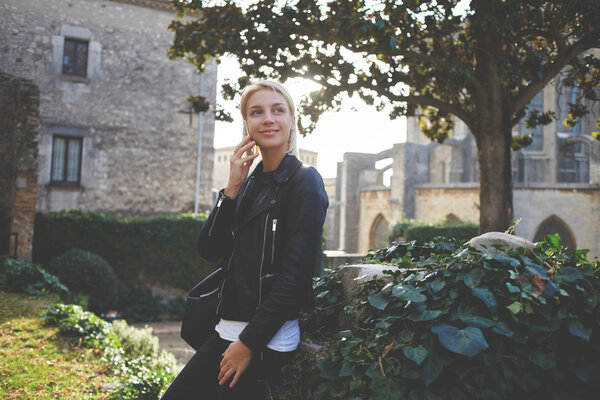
[{"left": 198, "top": 154, "right": 328, "bottom": 353}]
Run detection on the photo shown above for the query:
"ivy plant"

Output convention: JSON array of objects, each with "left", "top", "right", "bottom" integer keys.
[{"left": 314, "top": 234, "right": 600, "bottom": 399}]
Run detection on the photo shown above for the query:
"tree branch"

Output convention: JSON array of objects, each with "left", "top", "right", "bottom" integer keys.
[{"left": 512, "top": 28, "right": 600, "bottom": 117}]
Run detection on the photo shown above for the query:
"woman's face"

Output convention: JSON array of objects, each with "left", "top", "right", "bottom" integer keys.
[{"left": 245, "top": 89, "right": 294, "bottom": 155}]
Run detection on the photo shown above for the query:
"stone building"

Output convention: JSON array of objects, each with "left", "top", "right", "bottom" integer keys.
[
  {"left": 1, "top": 0, "right": 217, "bottom": 257},
  {"left": 328, "top": 75, "right": 600, "bottom": 258}
]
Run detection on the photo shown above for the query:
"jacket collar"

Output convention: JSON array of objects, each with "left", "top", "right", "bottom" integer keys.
[
  {"left": 251, "top": 153, "right": 302, "bottom": 184},
  {"left": 234, "top": 154, "right": 302, "bottom": 229}
]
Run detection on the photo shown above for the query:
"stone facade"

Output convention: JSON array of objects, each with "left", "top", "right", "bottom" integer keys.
[
  {"left": 358, "top": 188, "right": 392, "bottom": 252},
  {"left": 415, "top": 185, "right": 480, "bottom": 225},
  {"left": 330, "top": 77, "right": 600, "bottom": 257},
  {"left": 1, "top": 0, "right": 217, "bottom": 217}
]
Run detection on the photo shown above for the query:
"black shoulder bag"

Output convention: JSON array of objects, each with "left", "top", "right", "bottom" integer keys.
[{"left": 180, "top": 267, "right": 224, "bottom": 351}]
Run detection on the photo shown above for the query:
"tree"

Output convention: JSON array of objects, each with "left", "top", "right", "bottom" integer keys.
[{"left": 168, "top": 0, "right": 600, "bottom": 233}]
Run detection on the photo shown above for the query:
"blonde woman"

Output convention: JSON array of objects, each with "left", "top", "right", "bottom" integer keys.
[{"left": 161, "top": 81, "right": 328, "bottom": 399}]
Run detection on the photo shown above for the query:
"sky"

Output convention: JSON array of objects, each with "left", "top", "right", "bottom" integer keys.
[{"left": 212, "top": 57, "right": 407, "bottom": 179}]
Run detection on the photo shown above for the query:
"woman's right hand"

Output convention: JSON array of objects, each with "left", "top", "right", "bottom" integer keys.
[{"left": 224, "top": 135, "right": 259, "bottom": 199}]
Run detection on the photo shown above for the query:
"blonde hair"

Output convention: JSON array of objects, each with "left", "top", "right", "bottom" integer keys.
[{"left": 239, "top": 80, "right": 299, "bottom": 157}]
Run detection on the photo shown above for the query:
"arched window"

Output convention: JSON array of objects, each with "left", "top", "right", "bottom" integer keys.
[
  {"left": 533, "top": 215, "right": 576, "bottom": 250},
  {"left": 369, "top": 214, "right": 389, "bottom": 250}
]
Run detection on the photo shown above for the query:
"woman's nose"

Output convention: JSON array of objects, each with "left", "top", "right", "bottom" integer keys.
[{"left": 263, "top": 111, "right": 274, "bottom": 123}]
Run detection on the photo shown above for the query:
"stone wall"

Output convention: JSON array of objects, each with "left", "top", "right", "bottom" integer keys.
[
  {"left": 415, "top": 184, "right": 600, "bottom": 258},
  {"left": 0, "top": 0, "right": 217, "bottom": 216},
  {"left": 0, "top": 73, "right": 39, "bottom": 258},
  {"left": 358, "top": 188, "right": 392, "bottom": 253},
  {"left": 414, "top": 184, "right": 480, "bottom": 224},
  {"left": 334, "top": 153, "right": 378, "bottom": 253},
  {"left": 513, "top": 186, "right": 600, "bottom": 257}
]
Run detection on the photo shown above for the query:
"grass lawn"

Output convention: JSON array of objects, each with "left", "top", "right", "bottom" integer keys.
[{"left": 0, "top": 291, "right": 114, "bottom": 399}]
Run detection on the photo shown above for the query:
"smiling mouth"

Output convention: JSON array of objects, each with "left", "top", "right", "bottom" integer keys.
[{"left": 260, "top": 130, "right": 279, "bottom": 135}]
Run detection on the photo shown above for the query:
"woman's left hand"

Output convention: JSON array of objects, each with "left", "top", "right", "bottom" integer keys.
[{"left": 218, "top": 340, "right": 253, "bottom": 388}]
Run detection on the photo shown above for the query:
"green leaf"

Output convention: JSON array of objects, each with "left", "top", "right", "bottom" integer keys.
[
  {"left": 339, "top": 360, "right": 353, "bottom": 377},
  {"left": 507, "top": 301, "right": 522, "bottom": 314},
  {"left": 458, "top": 314, "right": 496, "bottom": 329},
  {"left": 485, "top": 254, "right": 521, "bottom": 267},
  {"left": 370, "top": 377, "right": 405, "bottom": 400},
  {"left": 545, "top": 233, "right": 562, "bottom": 251},
  {"left": 562, "top": 267, "right": 582, "bottom": 282},
  {"left": 528, "top": 351, "right": 557, "bottom": 369},
  {"left": 403, "top": 345, "right": 429, "bottom": 365},
  {"left": 505, "top": 282, "right": 520, "bottom": 293},
  {"left": 457, "top": 268, "right": 485, "bottom": 288},
  {"left": 407, "top": 309, "right": 445, "bottom": 321},
  {"left": 569, "top": 320, "right": 591, "bottom": 341},
  {"left": 491, "top": 321, "right": 514, "bottom": 337},
  {"left": 432, "top": 324, "right": 489, "bottom": 358},
  {"left": 430, "top": 279, "right": 446, "bottom": 293},
  {"left": 366, "top": 361, "right": 383, "bottom": 378},
  {"left": 369, "top": 293, "right": 390, "bottom": 310},
  {"left": 320, "top": 358, "right": 339, "bottom": 380},
  {"left": 472, "top": 288, "right": 497, "bottom": 308},
  {"left": 420, "top": 356, "right": 444, "bottom": 386},
  {"left": 392, "top": 285, "right": 427, "bottom": 302}
]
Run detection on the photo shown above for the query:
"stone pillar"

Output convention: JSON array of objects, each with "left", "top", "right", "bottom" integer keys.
[{"left": 0, "top": 72, "right": 39, "bottom": 259}]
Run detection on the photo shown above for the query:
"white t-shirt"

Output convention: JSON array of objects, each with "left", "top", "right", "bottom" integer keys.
[{"left": 215, "top": 318, "right": 300, "bottom": 352}]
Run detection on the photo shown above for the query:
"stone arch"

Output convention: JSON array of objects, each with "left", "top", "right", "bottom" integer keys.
[
  {"left": 533, "top": 215, "right": 576, "bottom": 250},
  {"left": 369, "top": 213, "right": 389, "bottom": 251}
]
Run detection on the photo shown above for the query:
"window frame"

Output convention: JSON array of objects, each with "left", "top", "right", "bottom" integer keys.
[
  {"left": 62, "top": 37, "right": 89, "bottom": 78},
  {"left": 50, "top": 135, "right": 83, "bottom": 187}
]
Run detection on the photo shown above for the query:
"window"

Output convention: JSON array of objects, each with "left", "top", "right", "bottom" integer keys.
[
  {"left": 515, "top": 90, "right": 544, "bottom": 150},
  {"left": 62, "top": 38, "right": 88, "bottom": 77},
  {"left": 51, "top": 136, "right": 82, "bottom": 185}
]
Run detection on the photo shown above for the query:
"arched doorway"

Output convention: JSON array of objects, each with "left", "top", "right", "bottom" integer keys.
[
  {"left": 369, "top": 214, "right": 389, "bottom": 251},
  {"left": 533, "top": 215, "right": 576, "bottom": 250}
]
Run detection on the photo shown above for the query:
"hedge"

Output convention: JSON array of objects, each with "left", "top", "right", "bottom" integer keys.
[
  {"left": 32, "top": 210, "right": 214, "bottom": 290},
  {"left": 389, "top": 220, "right": 479, "bottom": 244}
]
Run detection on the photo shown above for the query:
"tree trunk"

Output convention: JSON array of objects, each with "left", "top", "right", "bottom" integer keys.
[
  {"left": 470, "top": 0, "right": 514, "bottom": 233},
  {"left": 476, "top": 122, "right": 514, "bottom": 233}
]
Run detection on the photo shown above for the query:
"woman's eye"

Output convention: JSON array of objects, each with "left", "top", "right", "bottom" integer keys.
[
  {"left": 250, "top": 110, "right": 262, "bottom": 116},
  {"left": 275, "top": 107, "right": 285, "bottom": 113}
]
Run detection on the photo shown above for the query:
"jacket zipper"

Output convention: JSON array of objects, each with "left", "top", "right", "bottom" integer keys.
[
  {"left": 216, "top": 246, "right": 235, "bottom": 315},
  {"left": 257, "top": 212, "right": 269, "bottom": 309},
  {"left": 208, "top": 196, "right": 224, "bottom": 237},
  {"left": 271, "top": 219, "right": 277, "bottom": 264}
]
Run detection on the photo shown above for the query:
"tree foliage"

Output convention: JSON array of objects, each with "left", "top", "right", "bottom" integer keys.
[{"left": 169, "top": 0, "right": 600, "bottom": 231}]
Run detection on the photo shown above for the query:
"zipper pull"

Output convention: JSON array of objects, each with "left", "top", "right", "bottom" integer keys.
[
  {"left": 217, "top": 197, "right": 224, "bottom": 207},
  {"left": 272, "top": 219, "right": 277, "bottom": 232}
]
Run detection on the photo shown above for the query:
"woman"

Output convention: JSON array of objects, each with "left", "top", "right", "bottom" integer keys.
[{"left": 161, "top": 80, "right": 328, "bottom": 399}]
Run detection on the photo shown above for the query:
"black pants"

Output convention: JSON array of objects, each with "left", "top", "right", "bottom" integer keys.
[{"left": 161, "top": 333, "right": 295, "bottom": 400}]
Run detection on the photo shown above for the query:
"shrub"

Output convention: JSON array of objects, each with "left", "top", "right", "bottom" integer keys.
[
  {"left": 314, "top": 235, "right": 600, "bottom": 399},
  {"left": 387, "top": 220, "right": 416, "bottom": 243},
  {"left": 0, "top": 256, "right": 69, "bottom": 298},
  {"left": 405, "top": 220, "right": 478, "bottom": 243},
  {"left": 47, "top": 249, "right": 118, "bottom": 314},
  {"left": 32, "top": 210, "right": 212, "bottom": 290},
  {"left": 112, "top": 319, "right": 159, "bottom": 359},
  {"left": 44, "top": 302, "right": 176, "bottom": 399},
  {"left": 42, "top": 303, "right": 120, "bottom": 349},
  {"left": 105, "top": 347, "right": 177, "bottom": 400},
  {"left": 116, "top": 286, "right": 165, "bottom": 322}
]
